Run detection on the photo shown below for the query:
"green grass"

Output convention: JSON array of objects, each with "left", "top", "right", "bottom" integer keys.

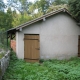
[{"left": 2, "top": 52, "right": 80, "bottom": 80}]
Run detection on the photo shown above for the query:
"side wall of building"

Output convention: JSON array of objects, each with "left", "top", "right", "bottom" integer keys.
[{"left": 16, "top": 13, "right": 80, "bottom": 60}]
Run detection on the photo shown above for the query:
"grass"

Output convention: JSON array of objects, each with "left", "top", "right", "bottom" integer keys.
[
  {"left": 2, "top": 52, "right": 80, "bottom": 80},
  {"left": 0, "top": 53, "right": 5, "bottom": 59}
]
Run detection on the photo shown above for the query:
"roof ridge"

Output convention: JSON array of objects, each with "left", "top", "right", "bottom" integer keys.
[
  {"left": 7, "top": 8, "right": 77, "bottom": 33},
  {"left": 16, "top": 8, "right": 69, "bottom": 29}
]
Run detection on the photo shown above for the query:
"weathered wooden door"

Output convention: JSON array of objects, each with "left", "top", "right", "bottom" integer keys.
[
  {"left": 24, "top": 34, "right": 40, "bottom": 62},
  {"left": 78, "top": 35, "right": 80, "bottom": 57}
]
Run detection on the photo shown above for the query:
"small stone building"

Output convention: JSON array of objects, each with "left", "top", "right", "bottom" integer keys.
[{"left": 7, "top": 8, "right": 80, "bottom": 62}]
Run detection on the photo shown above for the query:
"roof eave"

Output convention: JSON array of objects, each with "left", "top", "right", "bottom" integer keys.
[{"left": 7, "top": 8, "right": 78, "bottom": 33}]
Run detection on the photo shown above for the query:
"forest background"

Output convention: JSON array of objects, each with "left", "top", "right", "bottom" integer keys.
[{"left": 0, "top": 0, "right": 80, "bottom": 31}]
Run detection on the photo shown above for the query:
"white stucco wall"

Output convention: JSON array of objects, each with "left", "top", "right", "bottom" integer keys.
[{"left": 16, "top": 13, "right": 80, "bottom": 60}]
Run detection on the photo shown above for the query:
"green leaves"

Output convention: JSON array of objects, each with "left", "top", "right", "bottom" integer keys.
[
  {"left": 68, "top": 0, "right": 80, "bottom": 21},
  {"left": 0, "top": 0, "right": 5, "bottom": 11},
  {"left": 12, "top": 12, "right": 33, "bottom": 27},
  {"left": 3, "top": 52, "right": 80, "bottom": 80},
  {"left": 0, "top": 8, "right": 13, "bottom": 31},
  {"left": 54, "top": 0, "right": 67, "bottom": 5}
]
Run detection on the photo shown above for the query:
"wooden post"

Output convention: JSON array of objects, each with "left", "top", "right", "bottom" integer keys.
[{"left": 6, "top": 32, "right": 8, "bottom": 47}]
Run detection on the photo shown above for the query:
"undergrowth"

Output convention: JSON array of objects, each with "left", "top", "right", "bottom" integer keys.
[
  {"left": 2, "top": 52, "right": 80, "bottom": 80},
  {"left": 0, "top": 53, "right": 5, "bottom": 59}
]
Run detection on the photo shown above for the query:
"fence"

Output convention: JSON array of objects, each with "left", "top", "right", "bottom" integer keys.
[{"left": 0, "top": 50, "right": 10, "bottom": 80}]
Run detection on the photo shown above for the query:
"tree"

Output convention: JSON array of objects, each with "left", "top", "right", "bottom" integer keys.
[
  {"left": 12, "top": 12, "right": 33, "bottom": 27},
  {"left": 35, "top": 0, "right": 50, "bottom": 14},
  {"left": 18, "top": 0, "right": 32, "bottom": 14},
  {"left": 32, "top": 9, "right": 43, "bottom": 19},
  {"left": 0, "top": 8, "right": 13, "bottom": 31},
  {"left": 53, "top": 0, "right": 67, "bottom": 5},
  {"left": 68, "top": 0, "right": 80, "bottom": 21},
  {"left": 0, "top": 0, "right": 5, "bottom": 11},
  {"left": 0, "top": 11, "right": 6, "bottom": 31},
  {"left": 6, "top": 8, "right": 13, "bottom": 30},
  {"left": 7, "top": 0, "right": 32, "bottom": 14},
  {"left": 47, "top": 4, "right": 68, "bottom": 13}
]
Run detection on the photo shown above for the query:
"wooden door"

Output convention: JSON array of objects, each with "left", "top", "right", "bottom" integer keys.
[
  {"left": 78, "top": 35, "right": 80, "bottom": 57},
  {"left": 24, "top": 34, "right": 40, "bottom": 62}
]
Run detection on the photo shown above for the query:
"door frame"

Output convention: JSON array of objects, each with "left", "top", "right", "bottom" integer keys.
[{"left": 24, "top": 34, "right": 40, "bottom": 62}]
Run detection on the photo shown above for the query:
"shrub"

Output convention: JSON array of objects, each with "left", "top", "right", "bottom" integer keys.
[{"left": 2, "top": 55, "right": 80, "bottom": 80}]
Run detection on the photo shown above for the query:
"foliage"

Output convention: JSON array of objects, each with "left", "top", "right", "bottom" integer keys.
[
  {"left": 0, "top": 32, "right": 6, "bottom": 46},
  {"left": 6, "top": 8, "right": 13, "bottom": 30},
  {"left": 1, "top": 0, "right": 70, "bottom": 28},
  {"left": 0, "top": 0, "right": 5, "bottom": 11},
  {"left": 7, "top": 0, "right": 32, "bottom": 14},
  {"left": 53, "top": 0, "right": 68, "bottom": 5},
  {"left": 18, "top": 0, "right": 32, "bottom": 14},
  {"left": 1, "top": 0, "right": 79, "bottom": 29},
  {"left": 12, "top": 12, "right": 33, "bottom": 27},
  {"left": 68, "top": 0, "right": 80, "bottom": 21},
  {"left": 35, "top": 0, "right": 50, "bottom": 14},
  {"left": 0, "top": 8, "right": 13, "bottom": 31},
  {"left": 0, "top": 53, "right": 5, "bottom": 59},
  {"left": 47, "top": 4, "right": 68, "bottom": 13},
  {"left": 10, "top": 0, "right": 69, "bottom": 27},
  {"left": 2, "top": 53, "right": 80, "bottom": 80},
  {"left": 0, "top": 11, "right": 6, "bottom": 31}
]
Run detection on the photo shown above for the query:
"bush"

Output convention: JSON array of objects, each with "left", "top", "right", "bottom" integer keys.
[{"left": 2, "top": 55, "right": 80, "bottom": 80}]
